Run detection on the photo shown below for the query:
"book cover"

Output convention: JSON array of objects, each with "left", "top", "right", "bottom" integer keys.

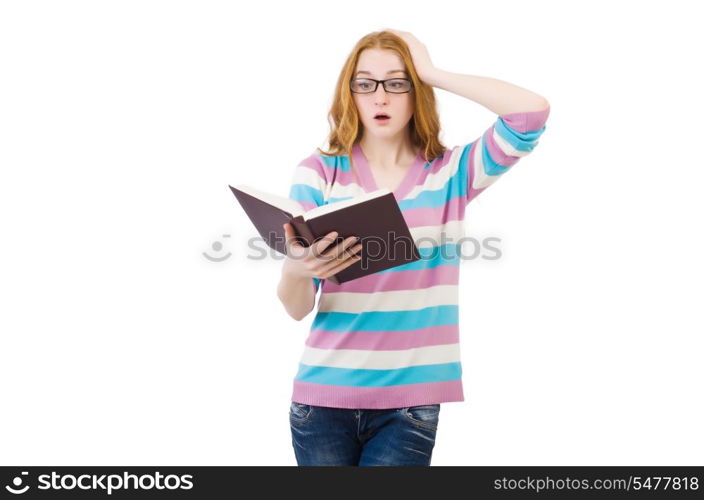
[{"left": 228, "top": 184, "right": 421, "bottom": 284}]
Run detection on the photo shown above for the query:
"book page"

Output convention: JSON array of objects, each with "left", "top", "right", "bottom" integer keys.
[{"left": 234, "top": 184, "right": 304, "bottom": 217}]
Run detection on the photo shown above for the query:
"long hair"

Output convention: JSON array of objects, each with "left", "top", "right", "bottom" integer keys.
[{"left": 317, "top": 30, "right": 446, "bottom": 164}]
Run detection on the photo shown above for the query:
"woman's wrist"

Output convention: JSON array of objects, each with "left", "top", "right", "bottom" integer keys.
[{"left": 281, "top": 259, "right": 312, "bottom": 284}]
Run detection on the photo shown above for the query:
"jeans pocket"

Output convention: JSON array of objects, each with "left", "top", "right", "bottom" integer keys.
[
  {"left": 289, "top": 401, "right": 314, "bottom": 425},
  {"left": 402, "top": 404, "right": 440, "bottom": 431}
]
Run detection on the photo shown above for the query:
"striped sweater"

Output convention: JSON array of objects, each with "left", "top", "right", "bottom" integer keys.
[{"left": 287, "top": 106, "right": 550, "bottom": 409}]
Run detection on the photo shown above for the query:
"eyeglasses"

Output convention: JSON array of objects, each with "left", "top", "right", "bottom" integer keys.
[{"left": 350, "top": 78, "right": 413, "bottom": 94}]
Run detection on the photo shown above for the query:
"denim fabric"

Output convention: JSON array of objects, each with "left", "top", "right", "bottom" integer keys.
[{"left": 289, "top": 402, "right": 440, "bottom": 466}]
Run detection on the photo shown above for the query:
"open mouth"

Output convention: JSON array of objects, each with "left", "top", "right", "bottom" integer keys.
[{"left": 374, "top": 113, "right": 390, "bottom": 121}]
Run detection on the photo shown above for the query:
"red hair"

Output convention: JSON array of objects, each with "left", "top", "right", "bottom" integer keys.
[{"left": 317, "top": 30, "right": 446, "bottom": 163}]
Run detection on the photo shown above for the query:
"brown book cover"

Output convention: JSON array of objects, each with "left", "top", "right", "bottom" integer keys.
[{"left": 228, "top": 184, "right": 421, "bottom": 284}]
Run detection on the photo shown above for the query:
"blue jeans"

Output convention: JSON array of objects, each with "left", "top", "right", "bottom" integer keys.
[{"left": 289, "top": 402, "right": 440, "bottom": 466}]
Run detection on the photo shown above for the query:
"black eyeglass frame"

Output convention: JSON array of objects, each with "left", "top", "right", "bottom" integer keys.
[{"left": 349, "top": 78, "right": 414, "bottom": 94}]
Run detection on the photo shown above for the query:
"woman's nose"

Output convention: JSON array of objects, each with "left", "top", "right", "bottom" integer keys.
[{"left": 373, "top": 85, "right": 390, "bottom": 103}]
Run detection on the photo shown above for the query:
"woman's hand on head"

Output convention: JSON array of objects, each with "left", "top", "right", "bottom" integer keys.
[
  {"left": 383, "top": 28, "right": 437, "bottom": 84},
  {"left": 282, "top": 223, "right": 363, "bottom": 280}
]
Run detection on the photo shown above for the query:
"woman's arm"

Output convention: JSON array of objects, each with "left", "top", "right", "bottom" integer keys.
[
  {"left": 277, "top": 224, "right": 362, "bottom": 321},
  {"left": 384, "top": 29, "right": 550, "bottom": 207},
  {"left": 424, "top": 69, "right": 549, "bottom": 115},
  {"left": 277, "top": 266, "right": 316, "bottom": 321},
  {"left": 383, "top": 29, "right": 549, "bottom": 114}
]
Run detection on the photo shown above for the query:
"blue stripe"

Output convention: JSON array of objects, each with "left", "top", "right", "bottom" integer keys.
[
  {"left": 312, "top": 304, "right": 458, "bottom": 332},
  {"left": 398, "top": 146, "right": 494, "bottom": 210},
  {"left": 495, "top": 116, "right": 546, "bottom": 153},
  {"left": 376, "top": 243, "right": 462, "bottom": 273},
  {"left": 397, "top": 174, "right": 468, "bottom": 210},
  {"left": 294, "top": 361, "right": 462, "bottom": 386},
  {"left": 481, "top": 132, "right": 511, "bottom": 176},
  {"left": 319, "top": 154, "right": 352, "bottom": 172},
  {"left": 327, "top": 195, "right": 355, "bottom": 204},
  {"left": 457, "top": 143, "right": 472, "bottom": 194},
  {"left": 289, "top": 184, "right": 323, "bottom": 206}
]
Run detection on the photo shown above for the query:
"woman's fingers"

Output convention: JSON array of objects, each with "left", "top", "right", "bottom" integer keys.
[
  {"left": 319, "top": 250, "right": 362, "bottom": 279},
  {"left": 283, "top": 223, "right": 302, "bottom": 251},
  {"left": 311, "top": 231, "right": 355, "bottom": 265},
  {"left": 312, "top": 230, "right": 341, "bottom": 256},
  {"left": 282, "top": 225, "right": 363, "bottom": 280},
  {"left": 284, "top": 228, "right": 362, "bottom": 276},
  {"left": 319, "top": 241, "right": 362, "bottom": 274},
  {"left": 322, "top": 235, "right": 360, "bottom": 260}
]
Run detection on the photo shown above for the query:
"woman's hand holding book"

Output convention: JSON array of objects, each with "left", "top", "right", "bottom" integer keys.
[{"left": 282, "top": 223, "right": 362, "bottom": 281}]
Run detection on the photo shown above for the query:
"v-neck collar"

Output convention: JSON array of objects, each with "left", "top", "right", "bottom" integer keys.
[{"left": 351, "top": 142, "right": 426, "bottom": 200}]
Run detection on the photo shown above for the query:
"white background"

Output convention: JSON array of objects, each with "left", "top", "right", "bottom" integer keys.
[{"left": 1, "top": 0, "right": 702, "bottom": 466}]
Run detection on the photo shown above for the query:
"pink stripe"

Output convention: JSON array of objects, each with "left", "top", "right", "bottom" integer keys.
[
  {"left": 391, "top": 153, "right": 450, "bottom": 195},
  {"left": 323, "top": 157, "right": 364, "bottom": 188},
  {"left": 330, "top": 173, "right": 364, "bottom": 189},
  {"left": 322, "top": 264, "right": 458, "bottom": 293},
  {"left": 306, "top": 324, "right": 459, "bottom": 351},
  {"left": 299, "top": 154, "right": 329, "bottom": 181},
  {"left": 485, "top": 127, "right": 520, "bottom": 168},
  {"left": 323, "top": 148, "right": 456, "bottom": 194},
  {"left": 298, "top": 201, "right": 318, "bottom": 211},
  {"left": 333, "top": 147, "right": 455, "bottom": 192},
  {"left": 403, "top": 194, "right": 465, "bottom": 227},
  {"left": 292, "top": 379, "right": 464, "bottom": 409},
  {"left": 483, "top": 107, "right": 551, "bottom": 169},
  {"left": 501, "top": 106, "right": 550, "bottom": 133},
  {"left": 422, "top": 149, "right": 454, "bottom": 176}
]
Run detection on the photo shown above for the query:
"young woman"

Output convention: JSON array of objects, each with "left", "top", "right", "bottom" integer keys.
[{"left": 277, "top": 29, "right": 550, "bottom": 466}]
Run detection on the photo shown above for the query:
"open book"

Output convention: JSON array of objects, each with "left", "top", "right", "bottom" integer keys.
[{"left": 228, "top": 184, "right": 421, "bottom": 284}]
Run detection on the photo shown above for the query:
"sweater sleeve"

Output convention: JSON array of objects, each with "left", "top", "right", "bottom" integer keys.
[
  {"left": 460, "top": 105, "right": 550, "bottom": 205},
  {"left": 287, "top": 151, "right": 330, "bottom": 294}
]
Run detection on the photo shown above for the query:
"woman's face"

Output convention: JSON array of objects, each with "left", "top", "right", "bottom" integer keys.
[{"left": 352, "top": 48, "right": 414, "bottom": 139}]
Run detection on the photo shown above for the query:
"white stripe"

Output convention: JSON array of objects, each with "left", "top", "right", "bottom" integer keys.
[
  {"left": 290, "top": 164, "right": 326, "bottom": 191},
  {"left": 292, "top": 164, "right": 369, "bottom": 201},
  {"left": 493, "top": 126, "right": 530, "bottom": 158},
  {"left": 472, "top": 128, "right": 531, "bottom": 190},
  {"left": 471, "top": 138, "right": 501, "bottom": 190},
  {"left": 328, "top": 179, "right": 366, "bottom": 200},
  {"left": 409, "top": 219, "right": 466, "bottom": 248},
  {"left": 318, "top": 284, "right": 458, "bottom": 313},
  {"left": 405, "top": 146, "right": 464, "bottom": 199},
  {"left": 300, "top": 342, "right": 461, "bottom": 370}
]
